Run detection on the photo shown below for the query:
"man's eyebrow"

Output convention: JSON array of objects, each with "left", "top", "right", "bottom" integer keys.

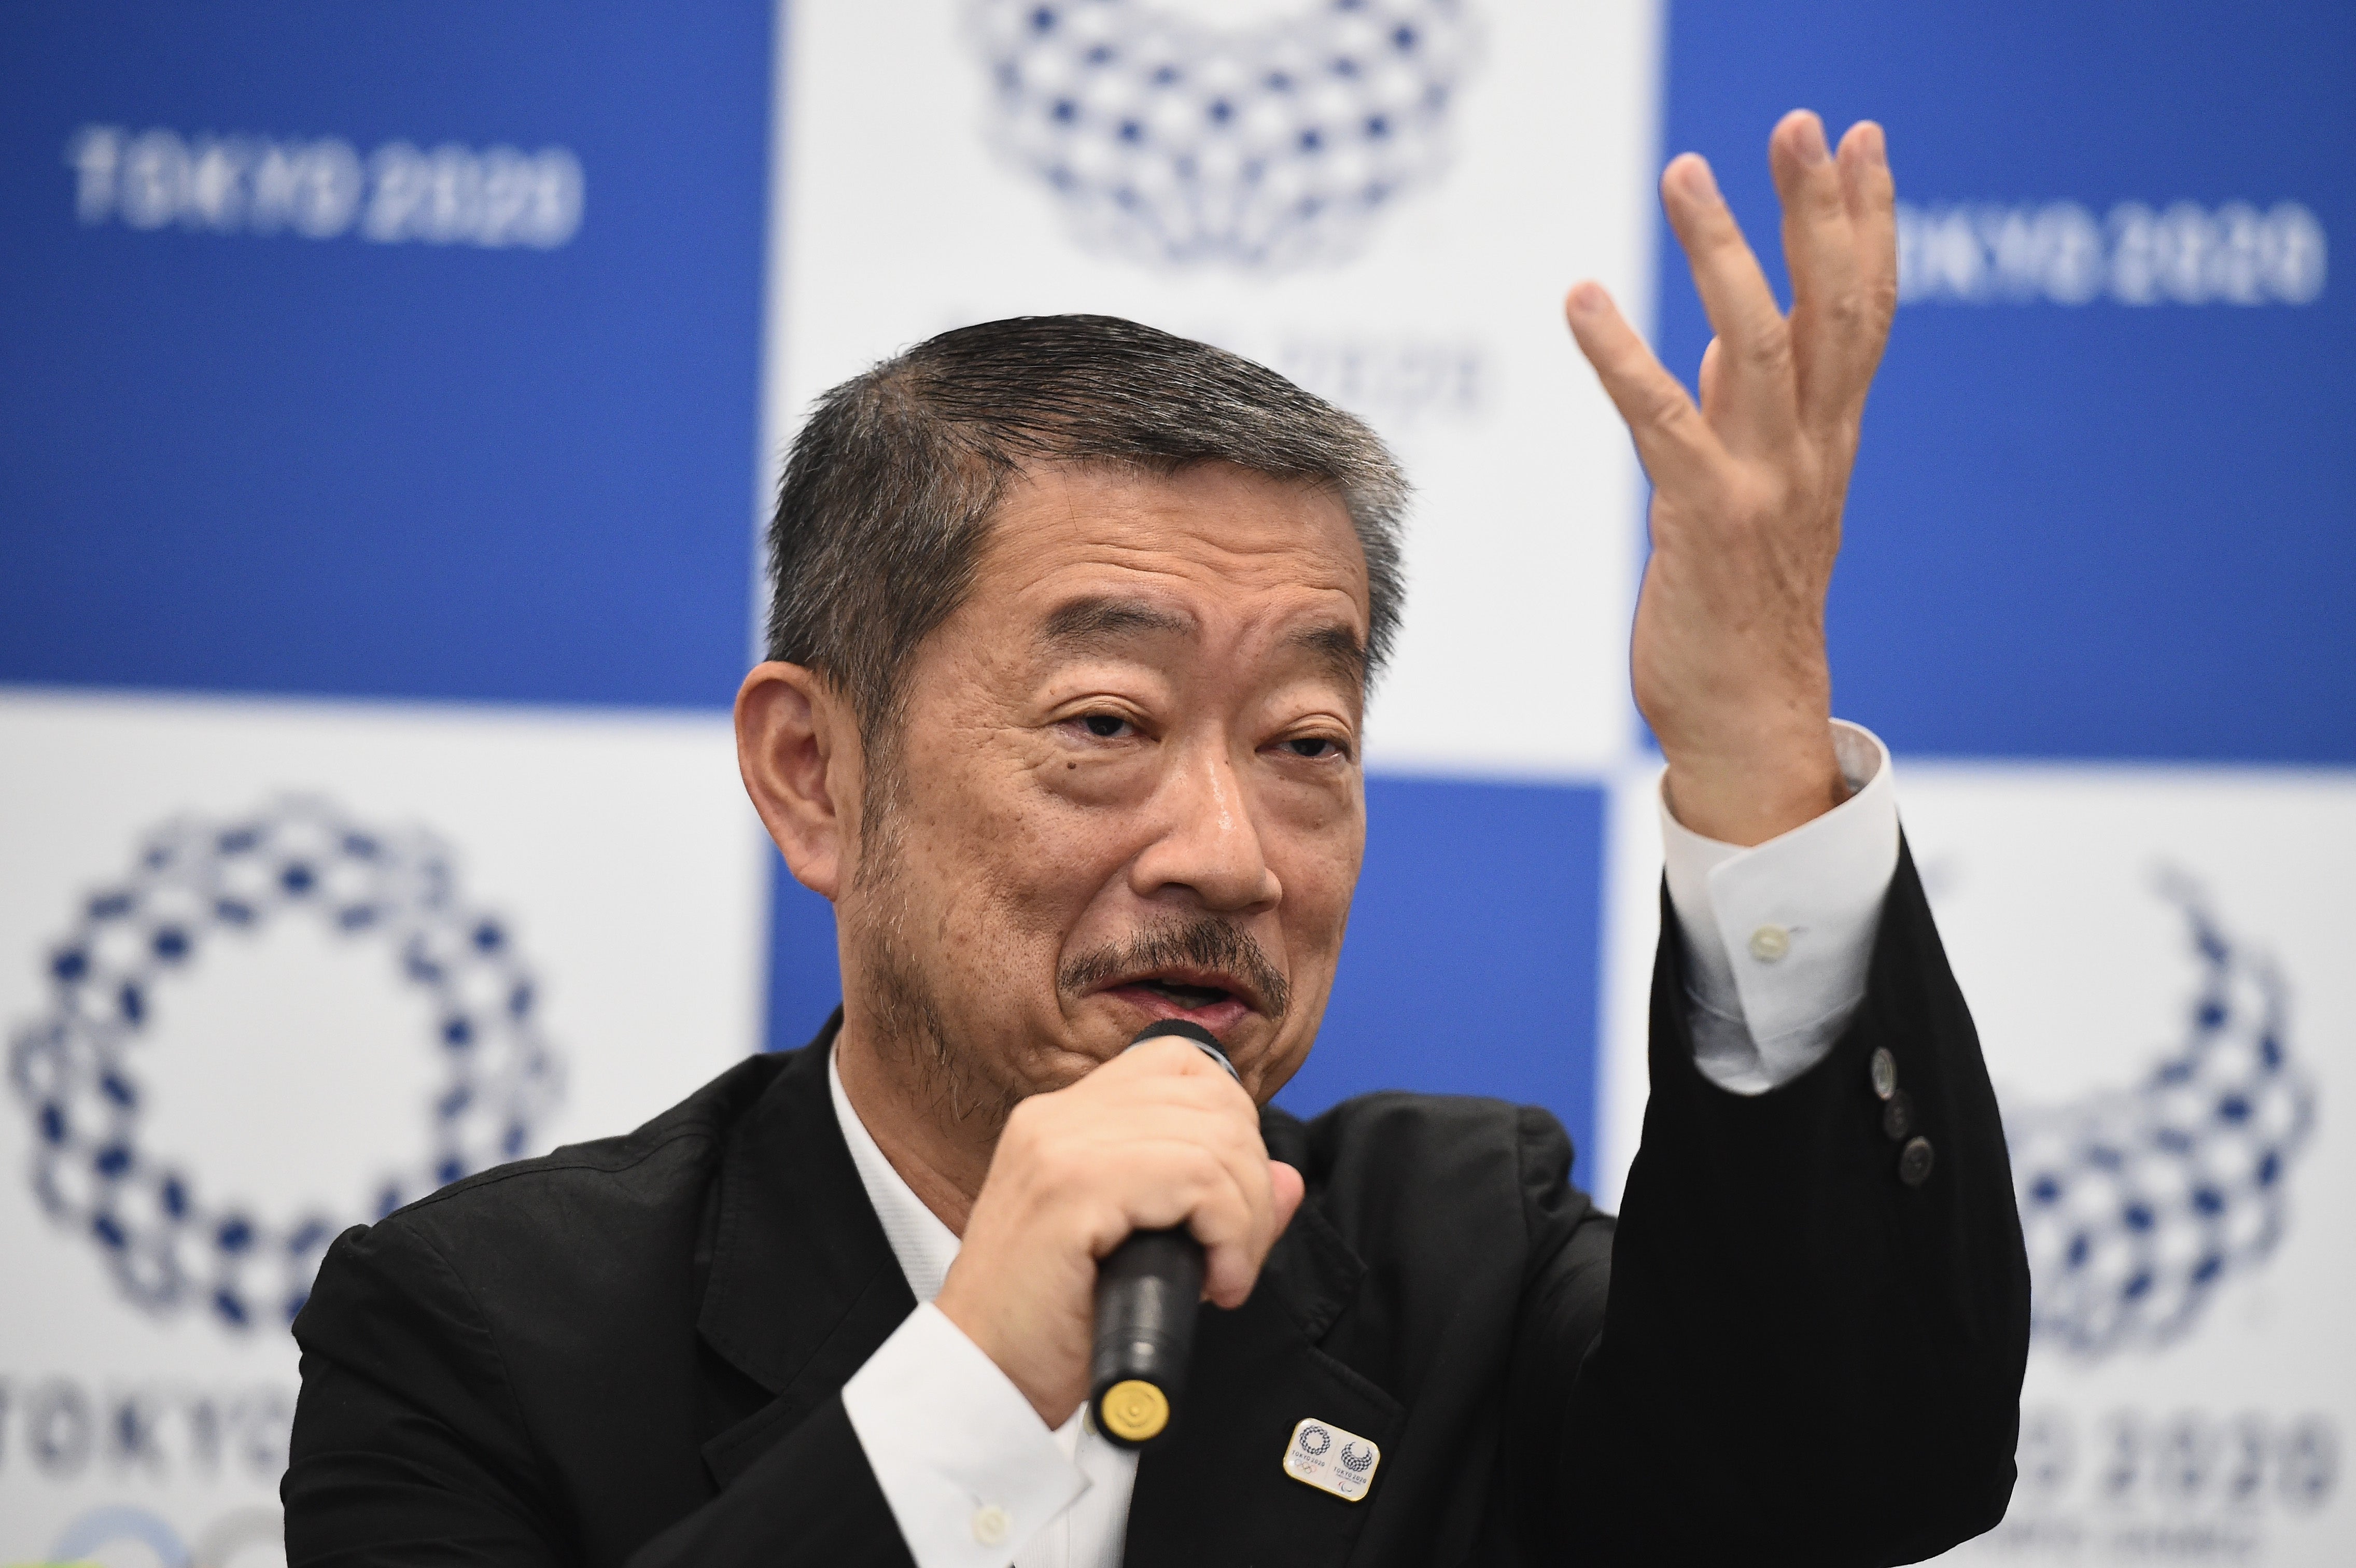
[
  {"left": 1037, "top": 596, "right": 1197, "bottom": 648},
  {"left": 1037, "top": 595, "right": 1367, "bottom": 689},
  {"left": 1291, "top": 621, "right": 1370, "bottom": 690}
]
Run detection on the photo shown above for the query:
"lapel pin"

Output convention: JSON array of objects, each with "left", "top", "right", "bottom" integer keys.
[{"left": 1282, "top": 1416, "right": 1381, "bottom": 1502}]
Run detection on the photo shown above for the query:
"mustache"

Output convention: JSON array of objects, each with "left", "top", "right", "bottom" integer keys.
[{"left": 1057, "top": 917, "right": 1293, "bottom": 1021}]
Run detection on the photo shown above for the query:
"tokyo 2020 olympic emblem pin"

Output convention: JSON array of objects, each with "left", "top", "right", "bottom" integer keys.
[{"left": 1283, "top": 1417, "right": 1381, "bottom": 1502}]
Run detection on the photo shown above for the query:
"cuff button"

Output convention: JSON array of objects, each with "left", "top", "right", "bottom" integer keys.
[
  {"left": 1881, "top": 1089, "right": 1915, "bottom": 1142},
  {"left": 972, "top": 1504, "right": 1012, "bottom": 1546},
  {"left": 1747, "top": 925, "right": 1791, "bottom": 962},
  {"left": 1869, "top": 1046, "right": 1897, "bottom": 1100},
  {"left": 1899, "top": 1136, "right": 1934, "bottom": 1187}
]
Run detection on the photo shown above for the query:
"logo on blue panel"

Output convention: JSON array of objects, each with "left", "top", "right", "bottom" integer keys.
[
  {"left": 1897, "top": 200, "right": 2327, "bottom": 307},
  {"left": 65, "top": 125, "right": 585, "bottom": 249},
  {"left": 970, "top": 0, "right": 1479, "bottom": 270},
  {"left": 8, "top": 801, "right": 562, "bottom": 1332},
  {"left": 2009, "top": 879, "right": 2314, "bottom": 1357}
]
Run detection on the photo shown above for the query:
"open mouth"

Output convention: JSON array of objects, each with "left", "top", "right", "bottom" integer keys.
[
  {"left": 1060, "top": 922, "right": 1289, "bottom": 1029},
  {"left": 1102, "top": 970, "right": 1257, "bottom": 1031},
  {"left": 1131, "top": 977, "right": 1235, "bottom": 1010}
]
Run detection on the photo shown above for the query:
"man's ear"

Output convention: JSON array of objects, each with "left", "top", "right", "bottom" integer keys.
[{"left": 735, "top": 661, "right": 863, "bottom": 901}]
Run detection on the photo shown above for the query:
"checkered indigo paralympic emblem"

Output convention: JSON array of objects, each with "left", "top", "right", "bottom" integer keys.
[
  {"left": 2008, "top": 878, "right": 2315, "bottom": 1357},
  {"left": 970, "top": 0, "right": 1479, "bottom": 269},
  {"left": 8, "top": 800, "right": 560, "bottom": 1331}
]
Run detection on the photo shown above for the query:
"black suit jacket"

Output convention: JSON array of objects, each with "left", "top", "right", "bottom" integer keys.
[{"left": 285, "top": 845, "right": 2029, "bottom": 1566}]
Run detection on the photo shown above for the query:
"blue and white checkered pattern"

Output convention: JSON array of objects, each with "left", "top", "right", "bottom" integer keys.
[
  {"left": 969, "top": 0, "right": 1477, "bottom": 268},
  {"left": 2008, "top": 881, "right": 2314, "bottom": 1357}
]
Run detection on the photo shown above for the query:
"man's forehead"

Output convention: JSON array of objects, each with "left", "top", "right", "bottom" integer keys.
[{"left": 985, "top": 459, "right": 1367, "bottom": 598}]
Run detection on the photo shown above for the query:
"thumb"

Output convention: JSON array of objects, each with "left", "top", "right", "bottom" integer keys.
[{"left": 1268, "top": 1158, "right": 1307, "bottom": 1239}]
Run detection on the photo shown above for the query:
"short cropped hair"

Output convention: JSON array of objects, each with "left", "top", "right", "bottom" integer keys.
[{"left": 764, "top": 314, "right": 1408, "bottom": 741}]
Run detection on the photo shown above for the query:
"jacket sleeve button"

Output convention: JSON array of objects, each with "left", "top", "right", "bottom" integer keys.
[
  {"left": 1882, "top": 1089, "right": 1915, "bottom": 1142},
  {"left": 1899, "top": 1136, "right": 1935, "bottom": 1187},
  {"left": 1869, "top": 1046, "right": 1897, "bottom": 1100}
]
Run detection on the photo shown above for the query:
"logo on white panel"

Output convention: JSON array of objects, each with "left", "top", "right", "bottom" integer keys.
[
  {"left": 8, "top": 800, "right": 562, "bottom": 1332},
  {"left": 2008, "top": 879, "right": 2314, "bottom": 1357},
  {"left": 44, "top": 1505, "right": 282, "bottom": 1568},
  {"left": 970, "top": 0, "right": 1479, "bottom": 270}
]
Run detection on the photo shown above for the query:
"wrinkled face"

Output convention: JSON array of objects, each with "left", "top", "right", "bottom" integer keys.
[{"left": 838, "top": 460, "right": 1370, "bottom": 1113}]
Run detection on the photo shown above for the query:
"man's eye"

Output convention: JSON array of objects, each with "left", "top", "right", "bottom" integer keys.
[
  {"left": 1286, "top": 736, "right": 1340, "bottom": 759},
  {"left": 1082, "top": 713, "right": 1131, "bottom": 739}
]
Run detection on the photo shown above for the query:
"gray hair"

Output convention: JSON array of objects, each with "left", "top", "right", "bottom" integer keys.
[{"left": 764, "top": 314, "right": 1408, "bottom": 742}]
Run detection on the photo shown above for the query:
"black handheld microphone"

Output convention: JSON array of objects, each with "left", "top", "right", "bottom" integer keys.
[{"left": 1087, "top": 1018, "right": 1238, "bottom": 1449}]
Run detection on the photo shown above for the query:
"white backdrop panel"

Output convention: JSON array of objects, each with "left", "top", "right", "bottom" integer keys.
[
  {"left": 0, "top": 690, "right": 767, "bottom": 1560},
  {"left": 768, "top": 0, "right": 1661, "bottom": 777}
]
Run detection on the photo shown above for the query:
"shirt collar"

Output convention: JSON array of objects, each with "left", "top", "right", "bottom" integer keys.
[{"left": 827, "top": 1038, "right": 961, "bottom": 1304}]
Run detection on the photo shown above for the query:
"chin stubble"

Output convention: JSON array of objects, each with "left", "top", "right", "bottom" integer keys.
[{"left": 850, "top": 753, "right": 1293, "bottom": 1126}]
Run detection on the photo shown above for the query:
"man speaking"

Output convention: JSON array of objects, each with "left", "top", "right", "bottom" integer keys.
[{"left": 285, "top": 114, "right": 2029, "bottom": 1565}]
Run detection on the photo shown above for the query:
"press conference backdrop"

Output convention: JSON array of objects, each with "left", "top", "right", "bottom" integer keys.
[{"left": 0, "top": 3, "right": 2347, "bottom": 1563}]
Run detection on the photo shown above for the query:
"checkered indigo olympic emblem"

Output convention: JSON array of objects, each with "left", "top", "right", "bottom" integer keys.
[
  {"left": 2007, "top": 876, "right": 2315, "bottom": 1357},
  {"left": 970, "top": 0, "right": 1479, "bottom": 269},
  {"left": 8, "top": 800, "right": 560, "bottom": 1331}
]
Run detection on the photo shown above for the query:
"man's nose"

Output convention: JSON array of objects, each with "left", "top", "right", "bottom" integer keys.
[{"left": 1130, "top": 741, "right": 1282, "bottom": 914}]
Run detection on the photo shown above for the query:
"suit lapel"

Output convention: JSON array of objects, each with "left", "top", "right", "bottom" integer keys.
[
  {"left": 1123, "top": 1114, "right": 1402, "bottom": 1568},
  {"left": 689, "top": 1034, "right": 1405, "bottom": 1563},
  {"left": 696, "top": 1018, "right": 919, "bottom": 1490}
]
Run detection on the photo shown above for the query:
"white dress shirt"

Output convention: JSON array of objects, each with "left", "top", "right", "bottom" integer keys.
[
  {"left": 838, "top": 720, "right": 1902, "bottom": 1568},
  {"left": 1665, "top": 720, "right": 1899, "bottom": 1093},
  {"left": 835, "top": 1054, "right": 1139, "bottom": 1568}
]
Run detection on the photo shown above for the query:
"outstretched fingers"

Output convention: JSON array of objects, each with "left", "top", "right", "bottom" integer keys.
[
  {"left": 1837, "top": 120, "right": 1899, "bottom": 387},
  {"left": 1770, "top": 110, "right": 1867, "bottom": 427},
  {"left": 1564, "top": 281, "right": 1720, "bottom": 488},
  {"left": 1659, "top": 152, "right": 1797, "bottom": 453}
]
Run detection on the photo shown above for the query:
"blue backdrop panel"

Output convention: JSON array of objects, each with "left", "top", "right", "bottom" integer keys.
[
  {"left": 767, "top": 776, "right": 1607, "bottom": 1192},
  {"left": 766, "top": 866, "right": 844, "bottom": 1059},
  {"left": 1291, "top": 777, "right": 1605, "bottom": 1190},
  {"left": 1659, "top": 1, "right": 2355, "bottom": 764},
  {"left": 0, "top": 3, "right": 769, "bottom": 709}
]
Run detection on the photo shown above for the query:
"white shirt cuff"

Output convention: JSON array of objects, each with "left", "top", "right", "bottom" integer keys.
[
  {"left": 1660, "top": 720, "right": 1900, "bottom": 1095},
  {"left": 841, "top": 1301, "right": 1090, "bottom": 1568}
]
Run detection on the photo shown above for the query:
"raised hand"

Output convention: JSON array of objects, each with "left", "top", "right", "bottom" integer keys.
[{"left": 1567, "top": 110, "right": 1898, "bottom": 846}]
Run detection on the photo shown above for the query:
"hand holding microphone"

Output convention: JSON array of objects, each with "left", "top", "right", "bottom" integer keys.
[
  {"left": 1089, "top": 1019, "right": 1239, "bottom": 1446},
  {"left": 933, "top": 1024, "right": 1304, "bottom": 1441}
]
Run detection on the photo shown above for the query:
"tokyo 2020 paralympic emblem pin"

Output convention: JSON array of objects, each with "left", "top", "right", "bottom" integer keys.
[{"left": 1285, "top": 1416, "right": 1381, "bottom": 1501}]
